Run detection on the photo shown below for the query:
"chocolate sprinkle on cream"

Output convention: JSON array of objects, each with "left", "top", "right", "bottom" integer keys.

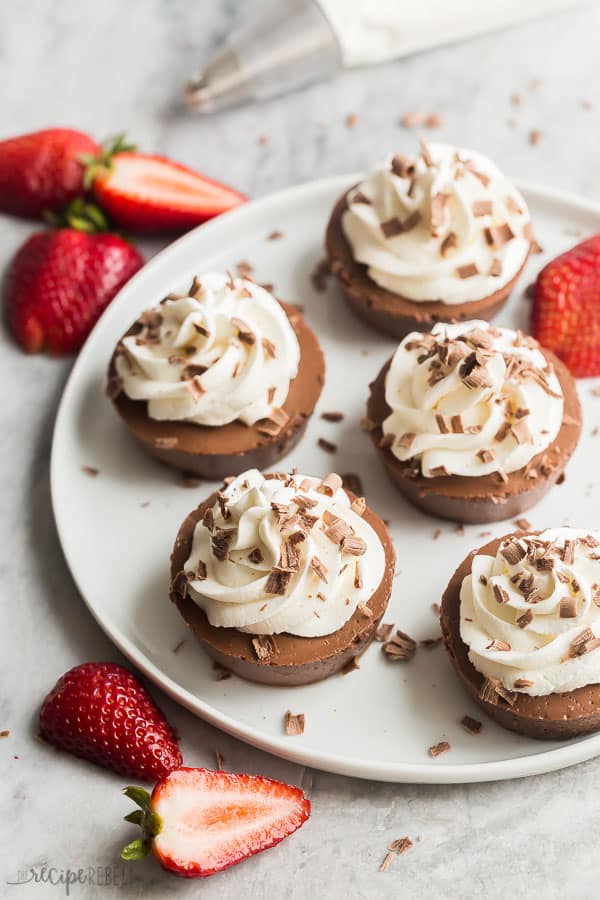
[
  {"left": 310, "top": 556, "right": 329, "bottom": 583},
  {"left": 486, "top": 639, "right": 511, "bottom": 651},
  {"left": 472, "top": 200, "right": 493, "bottom": 217},
  {"left": 397, "top": 432, "right": 416, "bottom": 450},
  {"left": 479, "top": 676, "right": 516, "bottom": 706},
  {"left": 559, "top": 596, "right": 578, "bottom": 618},
  {"left": 484, "top": 223, "right": 514, "bottom": 247},
  {"left": 489, "top": 258, "right": 503, "bottom": 277},
  {"left": 440, "top": 232, "right": 458, "bottom": 256},
  {"left": 341, "top": 535, "right": 367, "bottom": 556},
  {"left": 265, "top": 569, "right": 292, "bottom": 595},
  {"left": 256, "top": 408, "right": 290, "bottom": 436},
  {"left": 516, "top": 609, "right": 533, "bottom": 628},
  {"left": 284, "top": 710, "right": 305, "bottom": 735},
  {"left": 493, "top": 584, "right": 510, "bottom": 604},
  {"left": 456, "top": 263, "right": 479, "bottom": 279}
]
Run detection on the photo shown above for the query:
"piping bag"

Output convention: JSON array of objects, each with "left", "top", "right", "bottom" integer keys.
[{"left": 185, "top": 0, "right": 583, "bottom": 113}]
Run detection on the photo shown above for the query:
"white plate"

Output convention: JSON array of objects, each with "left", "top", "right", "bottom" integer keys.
[{"left": 51, "top": 175, "right": 600, "bottom": 784}]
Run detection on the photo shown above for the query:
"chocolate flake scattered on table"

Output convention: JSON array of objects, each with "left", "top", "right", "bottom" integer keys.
[
  {"left": 529, "top": 129, "right": 542, "bottom": 146},
  {"left": 172, "top": 639, "right": 186, "bottom": 654},
  {"left": 379, "top": 852, "right": 395, "bottom": 872},
  {"left": 345, "top": 112, "right": 358, "bottom": 128},
  {"left": 284, "top": 710, "right": 305, "bottom": 736},
  {"left": 420, "top": 637, "right": 443, "bottom": 650},
  {"left": 0, "top": 730, "right": 9, "bottom": 739},
  {"left": 321, "top": 411, "right": 344, "bottom": 422},
  {"left": 252, "top": 635, "right": 278, "bottom": 661},
  {"left": 318, "top": 437, "right": 338, "bottom": 454},
  {"left": 461, "top": 715, "right": 483, "bottom": 735},
  {"left": 428, "top": 740, "right": 451, "bottom": 758},
  {"left": 514, "top": 517, "right": 532, "bottom": 532},
  {"left": 383, "top": 629, "right": 417, "bottom": 661},
  {"left": 81, "top": 465, "right": 99, "bottom": 477},
  {"left": 400, "top": 111, "right": 425, "bottom": 128}
]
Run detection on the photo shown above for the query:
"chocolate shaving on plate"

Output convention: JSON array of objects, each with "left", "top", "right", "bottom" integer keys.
[
  {"left": 81, "top": 465, "right": 99, "bottom": 477},
  {"left": 428, "top": 741, "right": 451, "bottom": 758},
  {"left": 284, "top": 710, "right": 305, "bottom": 736},
  {"left": 321, "top": 411, "right": 344, "bottom": 422},
  {"left": 341, "top": 472, "right": 363, "bottom": 495},
  {"left": 461, "top": 715, "right": 483, "bottom": 735},
  {"left": 318, "top": 437, "right": 337, "bottom": 454},
  {"left": 375, "top": 623, "right": 394, "bottom": 642}
]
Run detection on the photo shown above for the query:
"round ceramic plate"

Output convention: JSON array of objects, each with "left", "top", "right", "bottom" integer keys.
[{"left": 51, "top": 175, "right": 600, "bottom": 783}]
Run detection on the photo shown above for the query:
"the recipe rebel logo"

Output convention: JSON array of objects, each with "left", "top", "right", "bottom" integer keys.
[{"left": 6, "top": 864, "right": 128, "bottom": 895}]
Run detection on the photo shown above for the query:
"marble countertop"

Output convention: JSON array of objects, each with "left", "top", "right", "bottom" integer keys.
[{"left": 2, "top": 2, "right": 600, "bottom": 897}]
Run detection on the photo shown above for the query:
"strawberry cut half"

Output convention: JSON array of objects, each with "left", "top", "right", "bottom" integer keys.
[
  {"left": 92, "top": 152, "right": 247, "bottom": 233},
  {"left": 121, "top": 767, "right": 310, "bottom": 878}
]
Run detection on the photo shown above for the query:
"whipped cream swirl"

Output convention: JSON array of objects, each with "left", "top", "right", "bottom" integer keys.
[
  {"left": 342, "top": 142, "right": 531, "bottom": 303},
  {"left": 382, "top": 321, "right": 564, "bottom": 479},
  {"left": 181, "top": 469, "right": 386, "bottom": 638},
  {"left": 115, "top": 272, "right": 300, "bottom": 427},
  {"left": 460, "top": 528, "right": 600, "bottom": 696}
]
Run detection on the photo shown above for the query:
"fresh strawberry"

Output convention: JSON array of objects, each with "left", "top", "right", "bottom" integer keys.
[
  {"left": 5, "top": 199, "right": 143, "bottom": 354},
  {"left": 0, "top": 127, "right": 99, "bottom": 219},
  {"left": 531, "top": 234, "right": 600, "bottom": 377},
  {"left": 121, "top": 768, "right": 310, "bottom": 878},
  {"left": 39, "top": 663, "right": 182, "bottom": 780},
  {"left": 87, "top": 140, "right": 247, "bottom": 233}
]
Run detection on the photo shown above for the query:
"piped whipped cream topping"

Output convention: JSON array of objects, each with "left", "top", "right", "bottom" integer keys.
[
  {"left": 114, "top": 272, "right": 300, "bottom": 427},
  {"left": 179, "top": 469, "right": 386, "bottom": 638},
  {"left": 381, "top": 321, "right": 564, "bottom": 480},
  {"left": 460, "top": 528, "right": 600, "bottom": 697},
  {"left": 342, "top": 142, "right": 531, "bottom": 303}
]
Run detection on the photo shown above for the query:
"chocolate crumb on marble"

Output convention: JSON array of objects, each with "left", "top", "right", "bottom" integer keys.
[
  {"left": 284, "top": 710, "right": 305, "bottom": 736},
  {"left": 461, "top": 715, "right": 483, "bottom": 734},
  {"left": 428, "top": 740, "right": 451, "bottom": 757}
]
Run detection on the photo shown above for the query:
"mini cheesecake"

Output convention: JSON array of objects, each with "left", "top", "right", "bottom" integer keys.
[
  {"left": 441, "top": 529, "right": 600, "bottom": 740},
  {"left": 326, "top": 142, "right": 532, "bottom": 339},
  {"left": 108, "top": 272, "right": 325, "bottom": 479},
  {"left": 169, "top": 469, "right": 395, "bottom": 685},
  {"left": 366, "top": 321, "right": 581, "bottom": 524}
]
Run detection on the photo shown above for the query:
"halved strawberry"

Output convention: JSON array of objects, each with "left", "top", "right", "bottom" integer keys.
[
  {"left": 121, "top": 767, "right": 310, "bottom": 878},
  {"left": 531, "top": 234, "right": 600, "bottom": 377},
  {"left": 89, "top": 149, "right": 247, "bottom": 233}
]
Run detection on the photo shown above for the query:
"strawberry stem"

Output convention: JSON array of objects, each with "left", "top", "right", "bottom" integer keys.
[
  {"left": 43, "top": 197, "right": 110, "bottom": 234},
  {"left": 81, "top": 132, "right": 137, "bottom": 189},
  {"left": 121, "top": 786, "right": 162, "bottom": 862}
]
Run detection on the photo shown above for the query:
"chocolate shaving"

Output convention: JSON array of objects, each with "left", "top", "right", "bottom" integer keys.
[
  {"left": 256, "top": 408, "right": 290, "bottom": 436},
  {"left": 341, "top": 535, "right": 367, "bottom": 556},
  {"left": 516, "top": 609, "right": 533, "bottom": 628},
  {"left": 388, "top": 836, "right": 413, "bottom": 854},
  {"left": 461, "top": 715, "right": 483, "bottom": 735},
  {"left": 484, "top": 223, "right": 515, "bottom": 246},
  {"left": 431, "top": 192, "right": 449, "bottom": 229},
  {"left": 440, "top": 232, "right": 458, "bottom": 256},
  {"left": 429, "top": 466, "right": 450, "bottom": 478},
  {"left": 153, "top": 437, "right": 178, "bottom": 449},
  {"left": 450, "top": 415, "right": 464, "bottom": 434},
  {"left": 251, "top": 635, "right": 278, "bottom": 661},
  {"left": 436, "top": 414, "right": 449, "bottom": 434},
  {"left": 284, "top": 710, "right": 305, "bottom": 736},
  {"left": 493, "top": 584, "right": 510, "bottom": 604},
  {"left": 265, "top": 569, "right": 292, "bottom": 595},
  {"left": 500, "top": 539, "right": 526, "bottom": 565},
  {"left": 568, "top": 627, "right": 595, "bottom": 658},
  {"left": 172, "top": 570, "right": 188, "bottom": 599},
  {"left": 472, "top": 200, "right": 493, "bottom": 217},
  {"left": 341, "top": 472, "right": 363, "bottom": 495},
  {"left": 428, "top": 741, "right": 451, "bottom": 758},
  {"left": 477, "top": 448, "right": 496, "bottom": 464},
  {"left": 390, "top": 153, "right": 415, "bottom": 177},
  {"left": 317, "top": 473, "right": 343, "bottom": 496},
  {"left": 278, "top": 538, "right": 301, "bottom": 573},
  {"left": 383, "top": 629, "right": 417, "bottom": 661},
  {"left": 310, "top": 556, "right": 328, "bottom": 583},
  {"left": 356, "top": 601, "right": 372, "bottom": 619},
  {"left": 479, "top": 676, "right": 516, "bottom": 706},
  {"left": 494, "top": 421, "right": 511, "bottom": 443},
  {"left": 420, "top": 139, "right": 434, "bottom": 167},
  {"left": 562, "top": 539, "right": 576, "bottom": 565},
  {"left": 375, "top": 623, "right": 394, "bottom": 642},
  {"left": 324, "top": 516, "right": 354, "bottom": 546},
  {"left": 81, "top": 465, "right": 99, "bottom": 477},
  {"left": 350, "top": 496, "right": 367, "bottom": 516},
  {"left": 321, "top": 411, "right": 344, "bottom": 422},
  {"left": 456, "top": 263, "right": 479, "bottom": 279},
  {"left": 559, "top": 596, "right": 577, "bottom": 618},
  {"left": 486, "top": 639, "right": 511, "bottom": 651},
  {"left": 262, "top": 337, "right": 277, "bottom": 359},
  {"left": 489, "top": 258, "right": 503, "bottom": 277},
  {"left": 514, "top": 517, "right": 532, "bottom": 531},
  {"left": 353, "top": 560, "right": 363, "bottom": 589},
  {"left": 211, "top": 528, "right": 234, "bottom": 562},
  {"left": 397, "top": 432, "right": 416, "bottom": 450},
  {"left": 318, "top": 437, "right": 337, "bottom": 454}
]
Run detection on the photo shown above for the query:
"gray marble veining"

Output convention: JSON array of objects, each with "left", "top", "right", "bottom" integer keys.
[{"left": 2, "top": 2, "right": 600, "bottom": 897}]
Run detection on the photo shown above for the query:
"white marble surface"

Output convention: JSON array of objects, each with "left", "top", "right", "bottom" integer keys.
[{"left": 2, "top": 1, "right": 600, "bottom": 897}]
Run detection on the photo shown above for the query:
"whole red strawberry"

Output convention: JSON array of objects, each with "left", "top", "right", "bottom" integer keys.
[
  {"left": 121, "top": 768, "right": 310, "bottom": 877},
  {"left": 0, "top": 127, "right": 99, "bottom": 219},
  {"left": 5, "top": 202, "right": 143, "bottom": 354},
  {"left": 39, "top": 663, "right": 182, "bottom": 781},
  {"left": 531, "top": 234, "right": 600, "bottom": 377}
]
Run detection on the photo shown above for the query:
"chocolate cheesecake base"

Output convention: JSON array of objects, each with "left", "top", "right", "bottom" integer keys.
[
  {"left": 170, "top": 490, "right": 396, "bottom": 686},
  {"left": 366, "top": 349, "right": 581, "bottom": 524},
  {"left": 325, "top": 189, "right": 530, "bottom": 340},
  {"left": 441, "top": 535, "right": 600, "bottom": 740},
  {"left": 109, "top": 303, "right": 325, "bottom": 480}
]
